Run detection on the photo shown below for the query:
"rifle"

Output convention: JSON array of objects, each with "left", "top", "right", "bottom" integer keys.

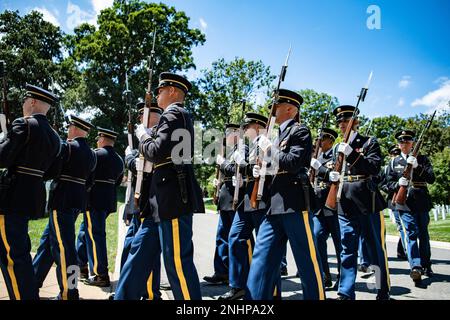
[
  {"left": 232, "top": 99, "right": 246, "bottom": 211},
  {"left": 325, "top": 71, "right": 373, "bottom": 210},
  {"left": 365, "top": 119, "right": 373, "bottom": 136},
  {"left": 213, "top": 134, "right": 226, "bottom": 205},
  {"left": 134, "top": 28, "right": 157, "bottom": 207},
  {"left": 0, "top": 60, "right": 10, "bottom": 134},
  {"left": 123, "top": 72, "right": 134, "bottom": 218},
  {"left": 393, "top": 110, "right": 436, "bottom": 205},
  {"left": 250, "top": 46, "right": 291, "bottom": 209},
  {"left": 309, "top": 99, "right": 332, "bottom": 184}
]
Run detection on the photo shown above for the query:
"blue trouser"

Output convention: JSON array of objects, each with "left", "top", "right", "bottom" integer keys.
[
  {"left": 393, "top": 210, "right": 407, "bottom": 256},
  {"left": 213, "top": 210, "right": 235, "bottom": 276},
  {"left": 159, "top": 214, "right": 201, "bottom": 300},
  {"left": 114, "top": 217, "right": 162, "bottom": 300},
  {"left": 398, "top": 210, "right": 431, "bottom": 269},
  {"left": 76, "top": 209, "right": 110, "bottom": 276},
  {"left": 0, "top": 214, "right": 38, "bottom": 300},
  {"left": 246, "top": 211, "right": 325, "bottom": 300},
  {"left": 338, "top": 212, "right": 390, "bottom": 300},
  {"left": 358, "top": 233, "right": 372, "bottom": 267},
  {"left": 228, "top": 210, "right": 257, "bottom": 289},
  {"left": 120, "top": 213, "right": 142, "bottom": 270},
  {"left": 313, "top": 214, "right": 342, "bottom": 277},
  {"left": 33, "top": 209, "right": 81, "bottom": 299}
]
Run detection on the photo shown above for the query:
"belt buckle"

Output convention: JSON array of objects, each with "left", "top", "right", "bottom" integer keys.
[{"left": 348, "top": 175, "right": 353, "bottom": 182}]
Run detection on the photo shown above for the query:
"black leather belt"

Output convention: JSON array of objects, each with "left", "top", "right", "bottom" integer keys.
[
  {"left": 412, "top": 181, "right": 427, "bottom": 187},
  {"left": 95, "top": 179, "right": 116, "bottom": 185},
  {"left": 343, "top": 175, "right": 369, "bottom": 182}
]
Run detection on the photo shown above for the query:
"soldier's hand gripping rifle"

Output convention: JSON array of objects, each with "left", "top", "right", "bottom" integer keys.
[
  {"left": 309, "top": 99, "right": 332, "bottom": 184},
  {"left": 0, "top": 60, "right": 10, "bottom": 134},
  {"left": 123, "top": 72, "right": 135, "bottom": 216},
  {"left": 250, "top": 47, "right": 291, "bottom": 209},
  {"left": 232, "top": 99, "right": 246, "bottom": 211},
  {"left": 393, "top": 110, "right": 436, "bottom": 206},
  {"left": 134, "top": 28, "right": 157, "bottom": 207},
  {"left": 325, "top": 71, "right": 373, "bottom": 210}
]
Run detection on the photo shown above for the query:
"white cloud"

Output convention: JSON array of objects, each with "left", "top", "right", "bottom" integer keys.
[
  {"left": 397, "top": 97, "right": 405, "bottom": 107},
  {"left": 411, "top": 79, "right": 450, "bottom": 114},
  {"left": 199, "top": 18, "right": 208, "bottom": 31},
  {"left": 398, "top": 75, "right": 411, "bottom": 89},
  {"left": 33, "top": 7, "right": 60, "bottom": 26},
  {"left": 66, "top": 1, "right": 96, "bottom": 30},
  {"left": 91, "top": 0, "right": 114, "bottom": 16}
]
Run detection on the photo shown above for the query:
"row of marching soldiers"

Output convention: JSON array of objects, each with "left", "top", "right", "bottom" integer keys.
[{"left": 205, "top": 95, "right": 435, "bottom": 300}]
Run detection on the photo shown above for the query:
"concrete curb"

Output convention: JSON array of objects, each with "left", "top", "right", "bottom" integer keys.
[{"left": 386, "top": 234, "right": 450, "bottom": 250}]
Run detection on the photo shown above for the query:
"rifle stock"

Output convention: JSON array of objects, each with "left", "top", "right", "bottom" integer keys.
[{"left": 0, "top": 60, "right": 10, "bottom": 133}]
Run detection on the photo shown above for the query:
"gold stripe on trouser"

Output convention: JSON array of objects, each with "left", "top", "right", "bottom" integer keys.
[
  {"left": 172, "top": 218, "right": 191, "bottom": 300},
  {"left": 146, "top": 272, "right": 154, "bottom": 300},
  {"left": 247, "top": 239, "right": 253, "bottom": 264},
  {"left": 301, "top": 211, "right": 325, "bottom": 300},
  {"left": 273, "top": 286, "right": 277, "bottom": 297},
  {"left": 86, "top": 211, "right": 99, "bottom": 275},
  {"left": 379, "top": 212, "right": 391, "bottom": 289},
  {"left": 53, "top": 210, "right": 69, "bottom": 300},
  {"left": 0, "top": 216, "right": 21, "bottom": 300}
]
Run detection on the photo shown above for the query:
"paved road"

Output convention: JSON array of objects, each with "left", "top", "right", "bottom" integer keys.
[{"left": 161, "top": 213, "right": 450, "bottom": 300}]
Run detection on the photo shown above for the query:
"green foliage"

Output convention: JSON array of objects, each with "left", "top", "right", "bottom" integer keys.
[{"left": 429, "top": 147, "right": 450, "bottom": 204}]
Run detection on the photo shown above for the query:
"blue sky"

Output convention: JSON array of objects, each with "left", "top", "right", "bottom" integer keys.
[{"left": 2, "top": 0, "right": 450, "bottom": 119}]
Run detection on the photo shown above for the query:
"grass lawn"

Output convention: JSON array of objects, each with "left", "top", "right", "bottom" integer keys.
[
  {"left": 383, "top": 211, "right": 450, "bottom": 243},
  {"left": 29, "top": 187, "right": 124, "bottom": 272}
]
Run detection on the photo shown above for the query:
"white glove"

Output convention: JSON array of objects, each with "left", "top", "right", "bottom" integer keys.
[
  {"left": 125, "top": 146, "right": 133, "bottom": 157},
  {"left": 338, "top": 142, "right": 353, "bottom": 156},
  {"left": 257, "top": 135, "right": 273, "bottom": 153},
  {"left": 135, "top": 124, "right": 147, "bottom": 141},
  {"left": 399, "top": 177, "right": 409, "bottom": 187},
  {"left": 232, "top": 175, "right": 243, "bottom": 188},
  {"left": 233, "top": 151, "right": 247, "bottom": 165},
  {"left": 310, "top": 158, "right": 321, "bottom": 170},
  {"left": 213, "top": 178, "right": 219, "bottom": 187},
  {"left": 407, "top": 156, "right": 418, "bottom": 169},
  {"left": 329, "top": 171, "right": 340, "bottom": 182},
  {"left": 216, "top": 154, "right": 225, "bottom": 166},
  {"left": 253, "top": 165, "right": 261, "bottom": 178}
]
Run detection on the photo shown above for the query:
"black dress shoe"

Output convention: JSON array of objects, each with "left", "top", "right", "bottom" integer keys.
[
  {"left": 336, "top": 294, "right": 351, "bottom": 300},
  {"left": 424, "top": 266, "right": 434, "bottom": 277},
  {"left": 324, "top": 273, "right": 333, "bottom": 288},
  {"left": 357, "top": 264, "right": 371, "bottom": 274},
  {"left": 203, "top": 273, "right": 229, "bottom": 285},
  {"left": 280, "top": 267, "right": 288, "bottom": 277},
  {"left": 79, "top": 265, "right": 89, "bottom": 280},
  {"left": 376, "top": 293, "right": 392, "bottom": 300},
  {"left": 218, "top": 288, "right": 245, "bottom": 300},
  {"left": 397, "top": 253, "right": 408, "bottom": 261},
  {"left": 84, "top": 275, "right": 111, "bottom": 287},
  {"left": 410, "top": 267, "right": 422, "bottom": 282}
]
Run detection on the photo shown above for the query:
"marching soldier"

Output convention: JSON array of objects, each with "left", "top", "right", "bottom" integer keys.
[
  {"left": 76, "top": 127, "right": 124, "bottom": 287},
  {"left": 380, "top": 145, "right": 407, "bottom": 260},
  {"left": 218, "top": 112, "right": 277, "bottom": 300},
  {"left": 385, "top": 130, "right": 435, "bottom": 283},
  {"left": 328, "top": 105, "right": 390, "bottom": 300},
  {"left": 0, "top": 84, "right": 61, "bottom": 300},
  {"left": 203, "top": 123, "right": 240, "bottom": 286},
  {"left": 310, "top": 127, "right": 342, "bottom": 288},
  {"left": 113, "top": 102, "right": 162, "bottom": 300},
  {"left": 246, "top": 89, "right": 325, "bottom": 300},
  {"left": 134, "top": 72, "right": 204, "bottom": 300},
  {"left": 32, "top": 115, "right": 96, "bottom": 300}
]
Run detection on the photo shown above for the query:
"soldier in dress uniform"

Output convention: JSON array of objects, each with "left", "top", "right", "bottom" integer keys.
[
  {"left": 217, "top": 112, "right": 278, "bottom": 300},
  {"left": 32, "top": 114, "right": 96, "bottom": 300},
  {"left": 113, "top": 102, "right": 163, "bottom": 300},
  {"left": 0, "top": 84, "right": 61, "bottom": 300},
  {"left": 328, "top": 105, "right": 390, "bottom": 300},
  {"left": 134, "top": 72, "right": 204, "bottom": 300},
  {"left": 76, "top": 127, "right": 124, "bottom": 287},
  {"left": 384, "top": 130, "right": 435, "bottom": 284},
  {"left": 310, "top": 127, "right": 342, "bottom": 288},
  {"left": 246, "top": 89, "right": 325, "bottom": 300},
  {"left": 380, "top": 145, "right": 407, "bottom": 260},
  {"left": 203, "top": 123, "right": 240, "bottom": 286}
]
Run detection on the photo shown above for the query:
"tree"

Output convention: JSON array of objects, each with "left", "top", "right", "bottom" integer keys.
[
  {"left": 192, "top": 57, "right": 275, "bottom": 129},
  {"left": 64, "top": 0, "right": 206, "bottom": 152},
  {"left": 429, "top": 147, "right": 450, "bottom": 204},
  {"left": 0, "top": 10, "right": 70, "bottom": 123}
]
